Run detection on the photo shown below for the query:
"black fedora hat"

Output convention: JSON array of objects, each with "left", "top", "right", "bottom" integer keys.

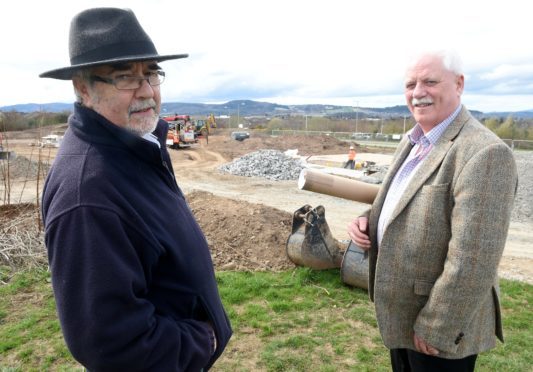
[{"left": 40, "top": 7, "right": 188, "bottom": 80}]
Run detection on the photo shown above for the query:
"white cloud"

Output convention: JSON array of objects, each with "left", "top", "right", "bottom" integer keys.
[
  {"left": 1, "top": 0, "right": 533, "bottom": 111},
  {"left": 481, "top": 64, "right": 533, "bottom": 81}
]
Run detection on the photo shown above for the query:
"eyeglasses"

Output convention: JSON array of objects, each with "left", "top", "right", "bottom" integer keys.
[{"left": 90, "top": 71, "right": 165, "bottom": 90}]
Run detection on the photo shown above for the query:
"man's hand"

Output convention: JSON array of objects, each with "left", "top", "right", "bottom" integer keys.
[
  {"left": 347, "top": 216, "right": 371, "bottom": 251},
  {"left": 414, "top": 333, "right": 439, "bottom": 356}
]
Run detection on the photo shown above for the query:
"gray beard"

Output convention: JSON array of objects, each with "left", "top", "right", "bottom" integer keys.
[
  {"left": 126, "top": 115, "right": 159, "bottom": 137},
  {"left": 127, "top": 98, "right": 159, "bottom": 136}
]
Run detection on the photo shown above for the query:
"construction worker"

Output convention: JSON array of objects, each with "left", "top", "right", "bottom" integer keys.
[{"left": 344, "top": 145, "right": 357, "bottom": 169}]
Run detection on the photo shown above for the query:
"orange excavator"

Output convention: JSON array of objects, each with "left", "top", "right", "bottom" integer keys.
[{"left": 161, "top": 115, "right": 197, "bottom": 149}]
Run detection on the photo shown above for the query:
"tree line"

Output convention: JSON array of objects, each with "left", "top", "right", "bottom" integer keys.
[
  {"left": 0, "top": 111, "right": 70, "bottom": 132},
  {"left": 255, "top": 115, "right": 533, "bottom": 141},
  {"left": 1, "top": 110, "right": 532, "bottom": 142}
]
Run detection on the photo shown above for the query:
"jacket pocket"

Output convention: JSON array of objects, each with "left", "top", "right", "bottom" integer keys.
[
  {"left": 421, "top": 183, "right": 449, "bottom": 193},
  {"left": 414, "top": 279, "right": 434, "bottom": 296},
  {"left": 192, "top": 295, "right": 210, "bottom": 321}
]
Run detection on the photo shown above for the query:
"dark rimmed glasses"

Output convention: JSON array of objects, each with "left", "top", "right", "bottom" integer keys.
[{"left": 90, "top": 71, "right": 165, "bottom": 90}]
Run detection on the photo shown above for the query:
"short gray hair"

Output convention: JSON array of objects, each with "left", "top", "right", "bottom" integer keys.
[
  {"left": 438, "top": 50, "right": 463, "bottom": 75},
  {"left": 72, "top": 68, "right": 93, "bottom": 104},
  {"left": 407, "top": 49, "right": 463, "bottom": 76}
]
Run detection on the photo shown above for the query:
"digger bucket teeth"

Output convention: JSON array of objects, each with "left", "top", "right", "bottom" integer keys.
[{"left": 286, "top": 205, "right": 344, "bottom": 269}]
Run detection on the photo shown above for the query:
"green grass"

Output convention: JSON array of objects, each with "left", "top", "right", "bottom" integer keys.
[
  {"left": 476, "top": 280, "right": 533, "bottom": 371},
  {"left": 0, "top": 267, "right": 531, "bottom": 371},
  {"left": 0, "top": 268, "right": 81, "bottom": 371}
]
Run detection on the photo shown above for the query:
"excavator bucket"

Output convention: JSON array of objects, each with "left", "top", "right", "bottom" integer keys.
[
  {"left": 286, "top": 204, "right": 370, "bottom": 290},
  {"left": 286, "top": 205, "right": 345, "bottom": 269},
  {"left": 340, "top": 240, "right": 369, "bottom": 290}
]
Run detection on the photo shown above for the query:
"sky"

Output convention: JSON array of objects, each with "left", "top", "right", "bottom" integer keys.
[{"left": 1, "top": 0, "right": 532, "bottom": 112}]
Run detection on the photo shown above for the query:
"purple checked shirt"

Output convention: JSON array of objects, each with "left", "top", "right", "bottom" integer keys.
[{"left": 377, "top": 105, "right": 462, "bottom": 246}]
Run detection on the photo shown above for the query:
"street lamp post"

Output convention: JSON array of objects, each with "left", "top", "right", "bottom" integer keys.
[
  {"left": 236, "top": 102, "right": 245, "bottom": 128},
  {"left": 355, "top": 101, "right": 359, "bottom": 134},
  {"left": 224, "top": 106, "right": 229, "bottom": 129}
]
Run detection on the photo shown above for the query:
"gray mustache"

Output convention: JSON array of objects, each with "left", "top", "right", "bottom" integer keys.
[
  {"left": 129, "top": 99, "right": 156, "bottom": 114},
  {"left": 412, "top": 98, "right": 433, "bottom": 105}
]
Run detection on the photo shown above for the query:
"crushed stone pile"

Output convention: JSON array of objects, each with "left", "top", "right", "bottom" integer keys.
[
  {"left": 218, "top": 149, "right": 304, "bottom": 181},
  {"left": 512, "top": 152, "right": 533, "bottom": 223}
]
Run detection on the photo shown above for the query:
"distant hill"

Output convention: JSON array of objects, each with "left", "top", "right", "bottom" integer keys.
[
  {"left": 161, "top": 100, "right": 291, "bottom": 117},
  {"left": 1, "top": 102, "right": 74, "bottom": 113},
  {"left": 2, "top": 100, "right": 532, "bottom": 119},
  {"left": 483, "top": 110, "right": 533, "bottom": 119}
]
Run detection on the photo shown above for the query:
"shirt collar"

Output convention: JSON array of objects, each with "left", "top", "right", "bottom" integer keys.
[
  {"left": 142, "top": 132, "right": 161, "bottom": 148},
  {"left": 408, "top": 104, "right": 462, "bottom": 146}
]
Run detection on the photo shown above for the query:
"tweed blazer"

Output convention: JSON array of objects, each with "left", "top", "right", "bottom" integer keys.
[{"left": 367, "top": 106, "right": 517, "bottom": 359}]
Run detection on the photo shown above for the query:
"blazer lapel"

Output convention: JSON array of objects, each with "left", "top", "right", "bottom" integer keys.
[{"left": 386, "top": 107, "right": 470, "bottom": 225}]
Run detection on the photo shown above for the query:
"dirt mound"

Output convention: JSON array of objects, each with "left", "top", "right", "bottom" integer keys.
[
  {"left": 0, "top": 156, "right": 50, "bottom": 180},
  {"left": 187, "top": 190, "right": 295, "bottom": 271},
  {"left": 204, "top": 133, "right": 375, "bottom": 161},
  {"left": 2, "top": 129, "right": 532, "bottom": 281},
  {"left": 0, "top": 194, "right": 297, "bottom": 272}
]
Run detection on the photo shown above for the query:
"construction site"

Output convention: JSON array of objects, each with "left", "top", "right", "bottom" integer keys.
[
  {"left": 1, "top": 124, "right": 532, "bottom": 370},
  {"left": 1, "top": 127, "right": 532, "bottom": 282}
]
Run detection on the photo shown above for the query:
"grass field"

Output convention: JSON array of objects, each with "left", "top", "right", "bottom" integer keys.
[{"left": 0, "top": 268, "right": 531, "bottom": 371}]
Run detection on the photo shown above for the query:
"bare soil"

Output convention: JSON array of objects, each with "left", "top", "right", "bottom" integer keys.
[{"left": 1, "top": 129, "right": 532, "bottom": 283}]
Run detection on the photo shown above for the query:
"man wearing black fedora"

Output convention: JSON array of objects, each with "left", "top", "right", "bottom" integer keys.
[{"left": 40, "top": 8, "right": 232, "bottom": 371}]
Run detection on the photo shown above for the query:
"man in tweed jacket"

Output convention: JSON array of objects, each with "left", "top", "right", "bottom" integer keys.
[{"left": 348, "top": 50, "right": 517, "bottom": 371}]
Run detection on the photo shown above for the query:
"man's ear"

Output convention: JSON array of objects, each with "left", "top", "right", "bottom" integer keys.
[
  {"left": 456, "top": 74, "right": 465, "bottom": 96},
  {"left": 72, "top": 76, "right": 91, "bottom": 104}
]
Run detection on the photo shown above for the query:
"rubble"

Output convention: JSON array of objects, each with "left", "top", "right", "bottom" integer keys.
[
  {"left": 217, "top": 148, "right": 389, "bottom": 185},
  {"left": 512, "top": 152, "right": 533, "bottom": 223},
  {"left": 218, "top": 149, "right": 304, "bottom": 181}
]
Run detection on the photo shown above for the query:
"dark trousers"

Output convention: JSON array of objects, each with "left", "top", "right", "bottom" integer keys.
[
  {"left": 390, "top": 348, "right": 477, "bottom": 372},
  {"left": 344, "top": 160, "right": 355, "bottom": 169}
]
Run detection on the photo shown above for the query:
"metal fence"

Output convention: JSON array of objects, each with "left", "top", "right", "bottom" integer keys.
[
  {"left": 271, "top": 129, "right": 352, "bottom": 140},
  {"left": 271, "top": 129, "right": 403, "bottom": 142},
  {"left": 502, "top": 139, "right": 533, "bottom": 151}
]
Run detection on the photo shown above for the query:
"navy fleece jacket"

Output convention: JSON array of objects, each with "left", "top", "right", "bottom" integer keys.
[{"left": 42, "top": 104, "right": 232, "bottom": 371}]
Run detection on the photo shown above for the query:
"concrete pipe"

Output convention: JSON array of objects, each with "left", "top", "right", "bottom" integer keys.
[{"left": 298, "top": 169, "right": 379, "bottom": 204}]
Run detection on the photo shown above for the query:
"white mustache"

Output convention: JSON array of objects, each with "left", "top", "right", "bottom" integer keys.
[
  {"left": 129, "top": 99, "right": 156, "bottom": 115},
  {"left": 412, "top": 97, "right": 433, "bottom": 106}
]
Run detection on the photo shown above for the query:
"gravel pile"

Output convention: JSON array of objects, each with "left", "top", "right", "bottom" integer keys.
[
  {"left": 511, "top": 151, "right": 533, "bottom": 223},
  {"left": 219, "top": 149, "right": 304, "bottom": 181}
]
